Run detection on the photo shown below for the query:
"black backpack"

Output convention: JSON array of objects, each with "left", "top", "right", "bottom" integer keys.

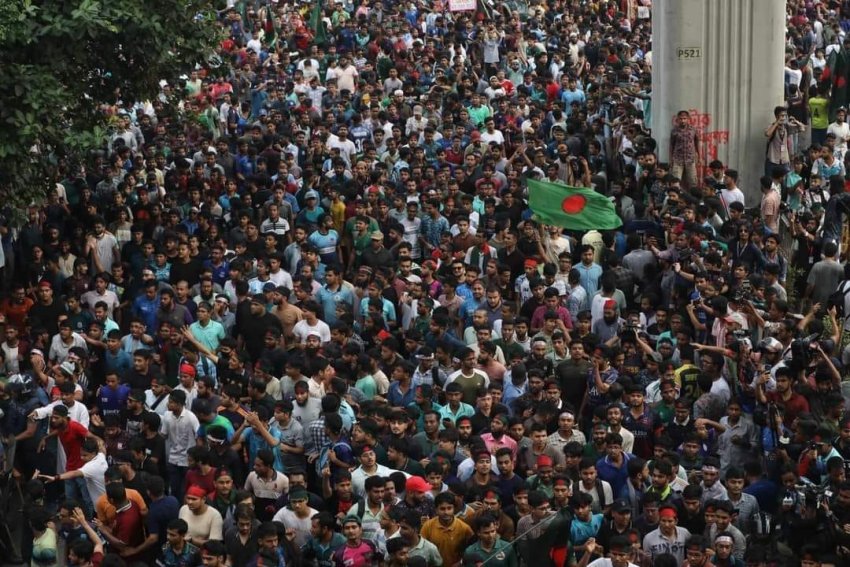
[{"left": 827, "top": 280, "right": 850, "bottom": 318}]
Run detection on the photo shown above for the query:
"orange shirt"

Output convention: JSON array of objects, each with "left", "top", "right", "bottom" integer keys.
[
  {"left": 420, "top": 516, "right": 473, "bottom": 567},
  {"left": 95, "top": 487, "right": 148, "bottom": 526},
  {"left": 0, "top": 297, "right": 33, "bottom": 331}
]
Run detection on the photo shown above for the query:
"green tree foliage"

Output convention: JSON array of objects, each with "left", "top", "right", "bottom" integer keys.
[{"left": 0, "top": 0, "right": 223, "bottom": 209}]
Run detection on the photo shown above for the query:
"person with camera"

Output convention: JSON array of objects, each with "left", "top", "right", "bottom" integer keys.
[
  {"left": 799, "top": 424, "right": 844, "bottom": 485},
  {"left": 756, "top": 366, "right": 809, "bottom": 428},
  {"left": 765, "top": 106, "right": 805, "bottom": 177}
]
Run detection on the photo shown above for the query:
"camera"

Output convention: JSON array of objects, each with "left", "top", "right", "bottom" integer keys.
[
  {"left": 733, "top": 279, "right": 753, "bottom": 303},
  {"left": 795, "top": 483, "right": 831, "bottom": 509},
  {"left": 789, "top": 333, "right": 821, "bottom": 372}
]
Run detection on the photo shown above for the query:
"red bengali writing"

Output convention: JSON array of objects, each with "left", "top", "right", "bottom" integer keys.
[{"left": 672, "top": 109, "right": 730, "bottom": 178}]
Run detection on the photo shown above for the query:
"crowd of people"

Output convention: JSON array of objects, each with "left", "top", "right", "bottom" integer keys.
[{"left": 3, "top": 0, "right": 850, "bottom": 566}]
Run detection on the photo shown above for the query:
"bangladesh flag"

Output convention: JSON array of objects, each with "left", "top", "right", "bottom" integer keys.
[
  {"left": 527, "top": 179, "right": 622, "bottom": 231},
  {"left": 826, "top": 47, "right": 850, "bottom": 120},
  {"left": 310, "top": 0, "right": 327, "bottom": 46},
  {"left": 264, "top": 5, "right": 278, "bottom": 49}
]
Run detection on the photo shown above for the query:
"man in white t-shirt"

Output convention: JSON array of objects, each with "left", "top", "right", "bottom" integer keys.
[
  {"left": 81, "top": 273, "right": 120, "bottom": 318},
  {"left": 333, "top": 56, "right": 359, "bottom": 93},
  {"left": 85, "top": 219, "right": 120, "bottom": 274},
  {"left": 480, "top": 117, "right": 505, "bottom": 145},
  {"left": 297, "top": 58, "right": 320, "bottom": 81},
  {"left": 719, "top": 169, "right": 745, "bottom": 216},
  {"left": 827, "top": 107, "right": 850, "bottom": 160},
  {"left": 292, "top": 301, "right": 331, "bottom": 345},
  {"left": 51, "top": 438, "right": 107, "bottom": 516},
  {"left": 327, "top": 125, "right": 357, "bottom": 166},
  {"left": 583, "top": 536, "right": 639, "bottom": 567},
  {"left": 272, "top": 490, "right": 318, "bottom": 548},
  {"left": 179, "top": 486, "right": 224, "bottom": 545}
]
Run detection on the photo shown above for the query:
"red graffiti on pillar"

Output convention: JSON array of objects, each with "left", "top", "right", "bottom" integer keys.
[{"left": 671, "top": 110, "right": 730, "bottom": 179}]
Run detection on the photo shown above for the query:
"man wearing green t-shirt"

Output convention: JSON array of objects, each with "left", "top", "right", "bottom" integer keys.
[{"left": 466, "top": 513, "right": 518, "bottom": 567}]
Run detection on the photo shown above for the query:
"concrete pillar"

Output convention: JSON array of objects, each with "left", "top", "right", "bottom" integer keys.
[{"left": 651, "top": 0, "right": 786, "bottom": 202}]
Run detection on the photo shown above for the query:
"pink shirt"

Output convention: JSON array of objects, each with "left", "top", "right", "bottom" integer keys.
[{"left": 481, "top": 433, "right": 518, "bottom": 460}]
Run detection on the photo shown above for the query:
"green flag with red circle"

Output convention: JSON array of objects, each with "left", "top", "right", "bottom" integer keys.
[{"left": 527, "top": 179, "right": 622, "bottom": 231}]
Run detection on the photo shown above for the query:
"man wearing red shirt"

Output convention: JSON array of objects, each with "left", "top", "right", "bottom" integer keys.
[
  {"left": 0, "top": 284, "right": 34, "bottom": 331},
  {"left": 40, "top": 405, "right": 102, "bottom": 516},
  {"left": 757, "top": 366, "right": 809, "bottom": 428},
  {"left": 100, "top": 483, "right": 146, "bottom": 563}
]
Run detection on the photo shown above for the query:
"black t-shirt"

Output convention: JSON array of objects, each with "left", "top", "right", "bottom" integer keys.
[
  {"left": 517, "top": 236, "right": 539, "bottom": 259},
  {"left": 519, "top": 296, "right": 543, "bottom": 321},
  {"left": 123, "top": 408, "right": 149, "bottom": 438},
  {"left": 557, "top": 359, "right": 592, "bottom": 410},
  {"left": 124, "top": 471, "right": 150, "bottom": 503},
  {"left": 169, "top": 258, "right": 203, "bottom": 287},
  {"left": 142, "top": 433, "right": 167, "bottom": 478},
  {"left": 239, "top": 313, "right": 282, "bottom": 361},
  {"left": 123, "top": 366, "right": 161, "bottom": 390},
  {"left": 28, "top": 300, "right": 67, "bottom": 336}
]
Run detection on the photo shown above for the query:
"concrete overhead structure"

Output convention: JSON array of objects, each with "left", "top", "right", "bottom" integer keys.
[{"left": 651, "top": 0, "right": 786, "bottom": 201}]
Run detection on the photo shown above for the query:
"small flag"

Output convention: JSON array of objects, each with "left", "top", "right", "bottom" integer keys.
[
  {"left": 527, "top": 178, "right": 622, "bottom": 231},
  {"left": 310, "top": 0, "right": 327, "bottom": 46},
  {"left": 264, "top": 4, "right": 278, "bottom": 49}
]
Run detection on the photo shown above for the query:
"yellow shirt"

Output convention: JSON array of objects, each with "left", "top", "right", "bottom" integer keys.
[
  {"left": 810, "top": 96, "right": 829, "bottom": 130},
  {"left": 420, "top": 516, "right": 473, "bottom": 567},
  {"left": 329, "top": 200, "right": 346, "bottom": 232}
]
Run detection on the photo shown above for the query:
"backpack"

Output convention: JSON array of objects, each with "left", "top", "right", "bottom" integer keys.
[
  {"left": 345, "top": 497, "right": 368, "bottom": 523},
  {"left": 317, "top": 439, "right": 353, "bottom": 476},
  {"left": 827, "top": 280, "right": 850, "bottom": 318}
]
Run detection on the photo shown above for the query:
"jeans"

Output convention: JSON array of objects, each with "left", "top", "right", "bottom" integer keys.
[
  {"left": 168, "top": 464, "right": 188, "bottom": 502},
  {"left": 765, "top": 160, "right": 789, "bottom": 178},
  {"left": 65, "top": 475, "right": 94, "bottom": 518}
]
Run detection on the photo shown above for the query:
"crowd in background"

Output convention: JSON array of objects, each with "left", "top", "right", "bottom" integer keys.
[{"left": 4, "top": 1, "right": 850, "bottom": 567}]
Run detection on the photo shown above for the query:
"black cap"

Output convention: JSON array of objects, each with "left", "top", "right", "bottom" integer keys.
[{"left": 611, "top": 499, "right": 632, "bottom": 513}]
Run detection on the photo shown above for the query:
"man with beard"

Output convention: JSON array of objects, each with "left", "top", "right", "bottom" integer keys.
[
  {"left": 257, "top": 327, "right": 287, "bottom": 378},
  {"left": 84, "top": 217, "right": 120, "bottom": 274},
  {"left": 396, "top": 475, "right": 436, "bottom": 520},
  {"left": 513, "top": 370, "right": 545, "bottom": 416},
  {"left": 591, "top": 299, "right": 623, "bottom": 343},
  {"left": 521, "top": 336, "right": 551, "bottom": 375},
  {"left": 605, "top": 405, "right": 635, "bottom": 455},
  {"left": 238, "top": 294, "right": 283, "bottom": 362},
  {"left": 481, "top": 413, "right": 517, "bottom": 458},
  {"left": 291, "top": 379, "right": 322, "bottom": 429},
  {"left": 446, "top": 350, "right": 489, "bottom": 406},
  {"left": 556, "top": 341, "right": 592, "bottom": 411}
]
